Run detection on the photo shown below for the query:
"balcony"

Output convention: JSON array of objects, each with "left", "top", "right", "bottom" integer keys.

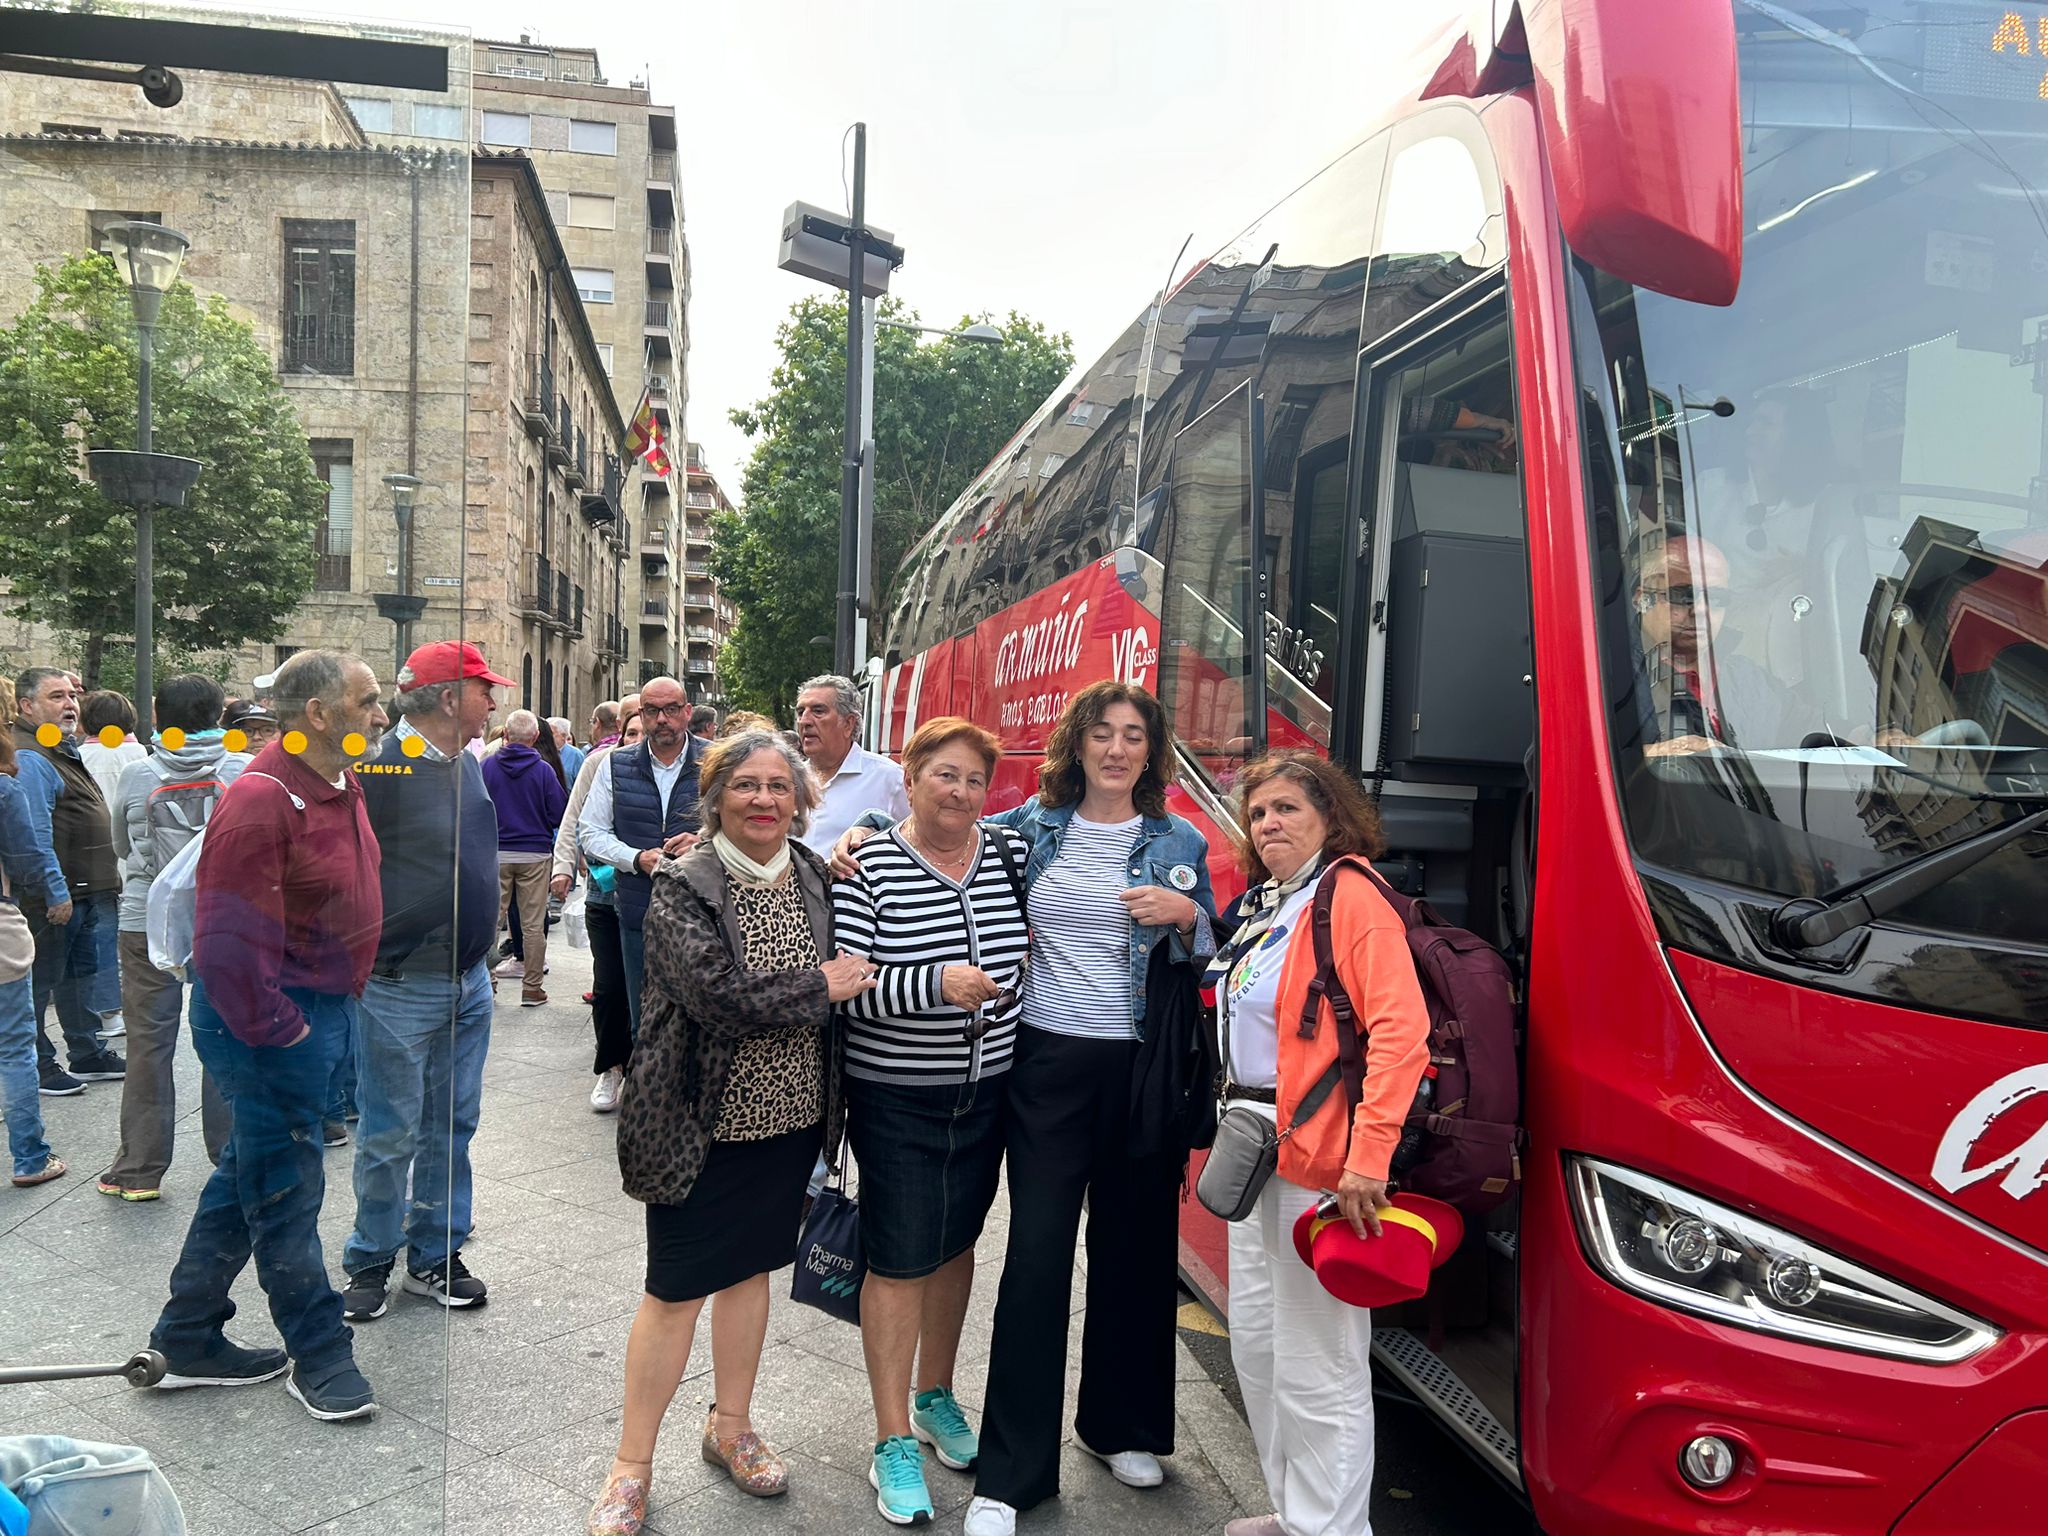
[
  {"left": 565, "top": 426, "right": 588, "bottom": 491},
  {"left": 685, "top": 490, "right": 715, "bottom": 510},
  {"left": 640, "top": 597, "right": 670, "bottom": 631},
  {"left": 645, "top": 300, "right": 673, "bottom": 359},
  {"left": 522, "top": 353, "right": 556, "bottom": 442},
  {"left": 580, "top": 450, "right": 622, "bottom": 528},
  {"left": 565, "top": 584, "right": 585, "bottom": 638},
  {"left": 642, "top": 474, "right": 670, "bottom": 506},
  {"left": 515, "top": 552, "right": 553, "bottom": 620},
  {"left": 685, "top": 659, "right": 715, "bottom": 676},
  {"left": 686, "top": 625, "right": 718, "bottom": 643},
  {"left": 682, "top": 560, "right": 712, "bottom": 576}
]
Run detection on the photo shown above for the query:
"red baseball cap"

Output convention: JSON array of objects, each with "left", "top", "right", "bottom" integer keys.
[
  {"left": 1291, "top": 1192, "right": 1465, "bottom": 1309},
  {"left": 401, "top": 640, "right": 514, "bottom": 689}
]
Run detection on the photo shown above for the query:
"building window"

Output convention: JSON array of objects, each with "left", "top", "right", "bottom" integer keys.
[
  {"left": 567, "top": 194, "right": 615, "bottom": 230},
  {"left": 412, "top": 103, "right": 464, "bottom": 140},
  {"left": 310, "top": 439, "right": 354, "bottom": 591},
  {"left": 596, "top": 343, "right": 614, "bottom": 375},
  {"left": 343, "top": 97, "right": 393, "bottom": 132},
  {"left": 274, "top": 645, "right": 300, "bottom": 671},
  {"left": 481, "top": 111, "right": 532, "bottom": 147},
  {"left": 568, "top": 119, "right": 617, "bottom": 155},
  {"left": 522, "top": 653, "right": 533, "bottom": 710},
  {"left": 571, "top": 267, "right": 614, "bottom": 305},
  {"left": 90, "top": 210, "right": 165, "bottom": 256},
  {"left": 282, "top": 219, "right": 355, "bottom": 375}
]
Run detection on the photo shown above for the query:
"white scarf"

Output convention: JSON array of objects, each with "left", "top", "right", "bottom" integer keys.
[
  {"left": 711, "top": 831, "right": 791, "bottom": 888},
  {"left": 1202, "top": 853, "right": 1324, "bottom": 993}
]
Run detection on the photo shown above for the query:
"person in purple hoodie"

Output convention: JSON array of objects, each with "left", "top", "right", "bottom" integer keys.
[{"left": 482, "top": 710, "right": 568, "bottom": 1007}]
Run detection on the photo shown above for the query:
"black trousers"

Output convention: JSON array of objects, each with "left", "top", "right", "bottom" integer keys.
[
  {"left": 976, "top": 1025, "right": 1182, "bottom": 1511},
  {"left": 585, "top": 900, "right": 632, "bottom": 1075}
]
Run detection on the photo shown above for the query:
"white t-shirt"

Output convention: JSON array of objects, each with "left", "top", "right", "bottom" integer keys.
[
  {"left": 1022, "top": 813, "right": 1142, "bottom": 1040},
  {"left": 1224, "top": 883, "right": 1316, "bottom": 1090}
]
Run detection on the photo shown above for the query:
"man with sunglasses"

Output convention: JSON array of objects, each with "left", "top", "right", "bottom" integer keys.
[{"left": 577, "top": 675, "right": 708, "bottom": 1034}]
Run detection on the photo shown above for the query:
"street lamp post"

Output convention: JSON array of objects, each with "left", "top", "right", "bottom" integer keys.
[
  {"left": 373, "top": 472, "right": 427, "bottom": 670},
  {"left": 91, "top": 221, "right": 193, "bottom": 743}
]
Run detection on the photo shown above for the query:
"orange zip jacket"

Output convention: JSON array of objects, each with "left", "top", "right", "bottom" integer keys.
[{"left": 1271, "top": 856, "right": 1431, "bottom": 1188}]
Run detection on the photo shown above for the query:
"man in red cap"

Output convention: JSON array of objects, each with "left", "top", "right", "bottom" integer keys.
[{"left": 336, "top": 640, "right": 509, "bottom": 1330}]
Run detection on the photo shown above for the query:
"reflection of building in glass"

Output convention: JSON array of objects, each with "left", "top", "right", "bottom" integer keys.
[{"left": 1855, "top": 516, "right": 2047, "bottom": 855}]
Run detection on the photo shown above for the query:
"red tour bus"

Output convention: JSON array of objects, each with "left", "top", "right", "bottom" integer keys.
[{"left": 866, "top": 2, "right": 2048, "bottom": 1531}]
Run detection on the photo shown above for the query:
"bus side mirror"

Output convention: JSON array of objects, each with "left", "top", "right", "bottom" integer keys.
[{"left": 1520, "top": 0, "right": 1744, "bottom": 307}]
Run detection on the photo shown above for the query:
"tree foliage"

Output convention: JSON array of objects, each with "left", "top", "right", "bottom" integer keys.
[
  {"left": 714, "top": 297, "right": 1072, "bottom": 716},
  {"left": 0, "top": 254, "right": 325, "bottom": 684}
]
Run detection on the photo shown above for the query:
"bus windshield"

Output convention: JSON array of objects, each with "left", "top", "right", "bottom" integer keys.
[{"left": 1579, "top": 0, "right": 2048, "bottom": 950}]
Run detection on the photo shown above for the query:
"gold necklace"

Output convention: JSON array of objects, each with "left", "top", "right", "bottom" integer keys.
[{"left": 907, "top": 827, "right": 974, "bottom": 869}]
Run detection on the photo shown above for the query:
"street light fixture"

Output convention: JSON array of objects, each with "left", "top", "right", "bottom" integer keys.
[
  {"left": 89, "top": 220, "right": 194, "bottom": 742},
  {"left": 373, "top": 472, "right": 427, "bottom": 669},
  {"left": 877, "top": 319, "right": 1005, "bottom": 344}
]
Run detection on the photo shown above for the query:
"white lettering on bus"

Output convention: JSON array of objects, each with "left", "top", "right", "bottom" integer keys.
[
  {"left": 1111, "top": 625, "right": 1157, "bottom": 688},
  {"left": 994, "top": 599, "right": 1088, "bottom": 689},
  {"left": 1933, "top": 1063, "right": 2048, "bottom": 1201}
]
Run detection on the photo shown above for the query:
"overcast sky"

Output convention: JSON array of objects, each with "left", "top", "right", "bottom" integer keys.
[{"left": 186, "top": 0, "right": 1448, "bottom": 496}]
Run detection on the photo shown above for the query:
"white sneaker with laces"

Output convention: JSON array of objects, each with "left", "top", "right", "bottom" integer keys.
[
  {"left": 1073, "top": 1433, "right": 1164, "bottom": 1488},
  {"left": 590, "top": 1066, "right": 624, "bottom": 1113},
  {"left": 491, "top": 957, "right": 523, "bottom": 978},
  {"left": 963, "top": 1496, "right": 1017, "bottom": 1536}
]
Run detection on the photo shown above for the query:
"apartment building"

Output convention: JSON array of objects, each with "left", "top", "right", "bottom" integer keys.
[
  {"left": 340, "top": 35, "right": 712, "bottom": 695},
  {"left": 0, "top": 59, "right": 630, "bottom": 718},
  {"left": 683, "top": 442, "right": 736, "bottom": 704}
]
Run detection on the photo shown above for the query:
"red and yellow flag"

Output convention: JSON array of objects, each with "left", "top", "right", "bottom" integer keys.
[{"left": 626, "top": 391, "right": 672, "bottom": 478}]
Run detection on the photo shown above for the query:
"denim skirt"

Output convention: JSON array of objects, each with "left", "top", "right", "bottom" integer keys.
[{"left": 845, "top": 1072, "right": 1007, "bottom": 1279}]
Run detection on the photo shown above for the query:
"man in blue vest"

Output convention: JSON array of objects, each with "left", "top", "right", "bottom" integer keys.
[{"left": 575, "top": 675, "right": 707, "bottom": 1031}]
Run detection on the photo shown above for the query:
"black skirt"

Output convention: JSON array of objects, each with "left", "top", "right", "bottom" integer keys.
[{"left": 643, "top": 1123, "right": 823, "bottom": 1302}]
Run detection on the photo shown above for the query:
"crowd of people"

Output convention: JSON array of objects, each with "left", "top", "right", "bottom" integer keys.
[{"left": 0, "top": 653, "right": 1429, "bottom": 1536}]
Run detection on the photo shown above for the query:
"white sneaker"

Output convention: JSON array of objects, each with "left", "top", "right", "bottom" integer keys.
[
  {"left": 589, "top": 1066, "right": 624, "bottom": 1113},
  {"left": 1073, "top": 1433, "right": 1163, "bottom": 1488},
  {"left": 97, "top": 1012, "right": 126, "bottom": 1039},
  {"left": 491, "top": 957, "right": 523, "bottom": 978},
  {"left": 963, "top": 1496, "right": 1017, "bottom": 1536}
]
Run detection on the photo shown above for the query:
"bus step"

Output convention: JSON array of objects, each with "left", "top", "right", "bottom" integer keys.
[{"left": 1371, "top": 1326, "right": 1521, "bottom": 1490}]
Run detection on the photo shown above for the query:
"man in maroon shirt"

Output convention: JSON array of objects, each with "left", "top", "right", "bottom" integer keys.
[{"left": 149, "top": 650, "right": 390, "bottom": 1422}]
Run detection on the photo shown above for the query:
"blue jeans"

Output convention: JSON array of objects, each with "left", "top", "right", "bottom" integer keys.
[
  {"left": 0, "top": 972, "right": 53, "bottom": 1178},
  {"left": 29, "top": 890, "right": 113, "bottom": 1071},
  {"left": 621, "top": 923, "right": 646, "bottom": 1039},
  {"left": 150, "top": 979, "right": 355, "bottom": 1375},
  {"left": 88, "top": 900, "right": 122, "bottom": 1015},
  {"left": 342, "top": 961, "right": 493, "bottom": 1275}
]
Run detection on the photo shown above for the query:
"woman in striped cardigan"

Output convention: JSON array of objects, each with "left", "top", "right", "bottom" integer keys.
[{"left": 831, "top": 718, "right": 1030, "bottom": 1527}]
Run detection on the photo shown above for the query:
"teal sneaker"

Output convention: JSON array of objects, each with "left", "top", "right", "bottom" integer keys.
[
  {"left": 869, "top": 1435, "right": 934, "bottom": 1526},
  {"left": 910, "top": 1385, "right": 979, "bottom": 1471}
]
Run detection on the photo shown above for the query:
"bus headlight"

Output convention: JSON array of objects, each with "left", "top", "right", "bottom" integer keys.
[{"left": 1568, "top": 1157, "right": 1999, "bottom": 1364}]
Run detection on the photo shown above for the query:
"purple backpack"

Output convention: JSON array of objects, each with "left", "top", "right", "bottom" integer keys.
[{"left": 1308, "top": 862, "right": 1524, "bottom": 1214}]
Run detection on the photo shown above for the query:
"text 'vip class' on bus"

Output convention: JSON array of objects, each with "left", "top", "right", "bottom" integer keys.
[{"left": 859, "top": 2, "right": 2048, "bottom": 1532}]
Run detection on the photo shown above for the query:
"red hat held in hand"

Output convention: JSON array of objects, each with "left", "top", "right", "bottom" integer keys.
[{"left": 1291, "top": 1191, "right": 1464, "bottom": 1308}]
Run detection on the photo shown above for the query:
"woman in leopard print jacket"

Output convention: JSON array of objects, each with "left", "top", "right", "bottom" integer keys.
[{"left": 591, "top": 729, "right": 877, "bottom": 1536}]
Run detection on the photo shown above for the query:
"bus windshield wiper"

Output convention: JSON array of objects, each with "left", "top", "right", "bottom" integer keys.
[{"left": 1771, "top": 802, "right": 2048, "bottom": 951}]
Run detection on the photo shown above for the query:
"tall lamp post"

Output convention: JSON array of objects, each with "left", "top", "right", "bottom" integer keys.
[
  {"left": 373, "top": 472, "right": 427, "bottom": 669},
  {"left": 87, "top": 221, "right": 197, "bottom": 743}
]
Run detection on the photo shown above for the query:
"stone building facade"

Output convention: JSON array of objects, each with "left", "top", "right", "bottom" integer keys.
[
  {"left": 335, "top": 35, "right": 717, "bottom": 698},
  {"left": 0, "top": 60, "right": 631, "bottom": 722}
]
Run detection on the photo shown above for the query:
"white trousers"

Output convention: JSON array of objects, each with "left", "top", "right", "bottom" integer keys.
[{"left": 1228, "top": 1170, "right": 1376, "bottom": 1536}]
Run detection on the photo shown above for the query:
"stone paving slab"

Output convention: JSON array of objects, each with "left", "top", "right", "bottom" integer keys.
[{"left": 0, "top": 941, "right": 1260, "bottom": 1535}]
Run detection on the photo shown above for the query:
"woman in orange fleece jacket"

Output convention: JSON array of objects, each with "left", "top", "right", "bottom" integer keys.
[{"left": 1206, "top": 751, "right": 1429, "bottom": 1536}]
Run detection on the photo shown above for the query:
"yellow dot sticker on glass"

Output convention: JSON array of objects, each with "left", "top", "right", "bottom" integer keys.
[
  {"left": 98, "top": 725, "right": 126, "bottom": 750},
  {"left": 35, "top": 724, "right": 61, "bottom": 748},
  {"left": 342, "top": 732, "right": 368, "bottom": 757},
  {"left": 401, "top": 734, "right": 426, "bottom": 759},
  {"left": 223, "top": 729, "right": 248, "bottom": 753},
  {"left": 160, "top": 727, "right": 186, "bottom": 751},
  {"left": 282, "top": 730, "right": 309, "bottom": 756}
]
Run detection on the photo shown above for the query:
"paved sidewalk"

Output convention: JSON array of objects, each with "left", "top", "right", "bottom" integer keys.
[{"left": 0, "top": 942, "right": 1265, "bottom": 1535}]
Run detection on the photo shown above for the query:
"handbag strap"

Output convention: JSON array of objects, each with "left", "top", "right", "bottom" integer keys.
[{"left": 989, "top": 828, "right": 1027, "bottom": 916}]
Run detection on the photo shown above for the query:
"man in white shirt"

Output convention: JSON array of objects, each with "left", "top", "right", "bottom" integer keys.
[{"left": 793, "top": 674, "right": 907, "bottom": 856}]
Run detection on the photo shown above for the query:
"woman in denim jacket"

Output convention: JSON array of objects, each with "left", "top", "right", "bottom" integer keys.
[{"left": 842, "top": 681, "right": 1216, "bottom": 1536}]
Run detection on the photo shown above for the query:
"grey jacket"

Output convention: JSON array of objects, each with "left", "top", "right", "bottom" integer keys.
[{"left": 111, "top": 736, "right": 249, "bottom": 933}]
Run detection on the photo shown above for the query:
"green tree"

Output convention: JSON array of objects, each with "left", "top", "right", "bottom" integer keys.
[
  {"left": 0, "top": 254, "right": 325, "bottom": 686},
  {"left": 715, "top": 297, "right": 1072, "bottom": 715}
]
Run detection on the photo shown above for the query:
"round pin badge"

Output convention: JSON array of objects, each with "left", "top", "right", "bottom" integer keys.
[{"left": 1168, "top": 863, "right": 1198, "bottom": 891}]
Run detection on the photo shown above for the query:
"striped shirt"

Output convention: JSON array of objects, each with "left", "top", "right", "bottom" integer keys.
[
  {"left": 1022, "top": 813, "right": 1142, "bottom": 1041},
  {"left": 832, "top": 825, "right": 1032, "bottom": 1084}
]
